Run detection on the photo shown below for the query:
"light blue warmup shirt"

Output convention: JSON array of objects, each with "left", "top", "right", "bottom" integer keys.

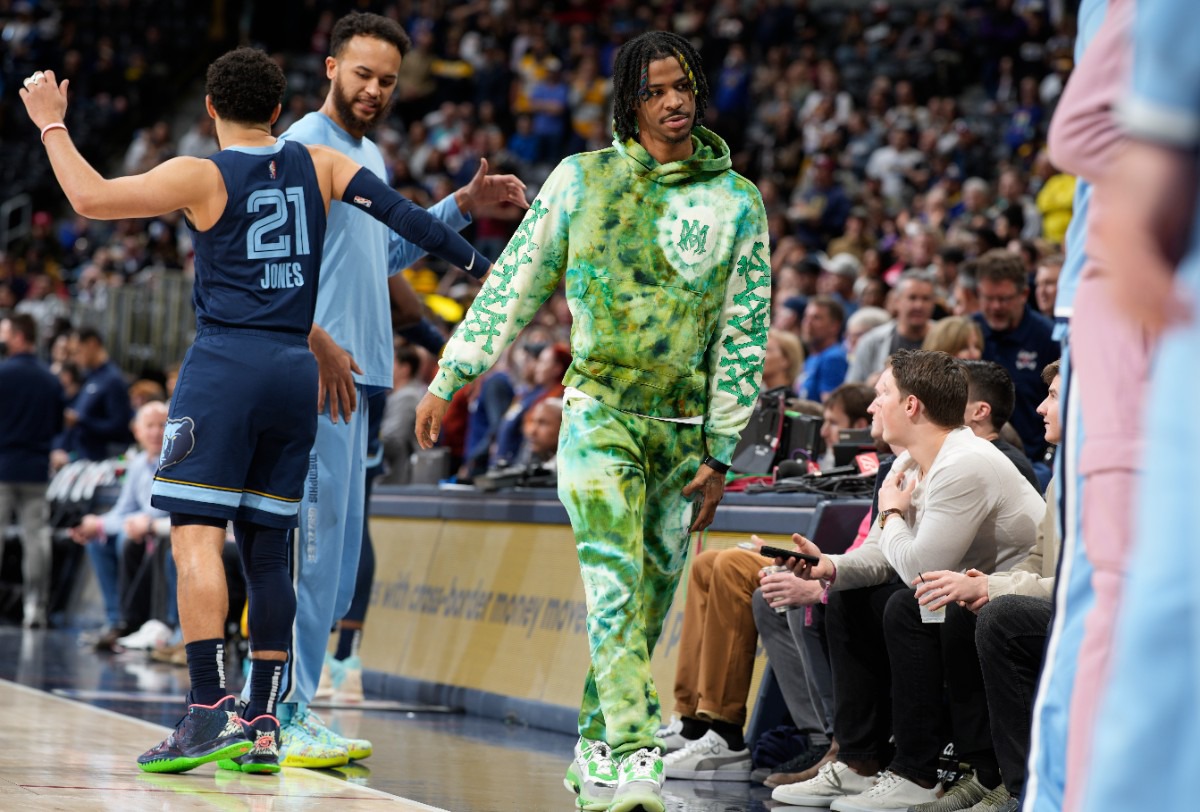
[{"left": 281, "top": 112, "right": 469, "bottom": 392}]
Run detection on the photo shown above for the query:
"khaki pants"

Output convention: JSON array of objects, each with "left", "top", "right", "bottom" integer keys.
[
  {"left": 673, "top": 547, "right": 770, "bottom": 726},
  {"left": 0, "top": 481, "right": 52, "bottom": 621}
]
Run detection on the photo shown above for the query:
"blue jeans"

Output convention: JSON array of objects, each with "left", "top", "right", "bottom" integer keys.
[{"left": 86, "top": 532, "right": 127, "bottom": 627}]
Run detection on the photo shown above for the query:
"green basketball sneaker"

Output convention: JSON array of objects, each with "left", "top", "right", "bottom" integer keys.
[
  {"left": 611, "top": 747, "right": 666, "bottom": 812},
  {"left": 564, "top": 736, "right": 618, "bottom": 811}
]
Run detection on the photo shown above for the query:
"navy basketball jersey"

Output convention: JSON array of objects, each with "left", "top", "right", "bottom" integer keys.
[{"left": 189, "top": 140, "right": 328, "bottom": 335}]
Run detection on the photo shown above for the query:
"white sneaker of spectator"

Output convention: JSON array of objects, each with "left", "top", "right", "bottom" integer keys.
[
  {"left": 116, "top": 619, "right": 174, "bottom": 650},
  {"left": 663, "top": 729, "right": 751, "bottom": 781},
  {"left": 829, "top": 769, "right": 941, "bottom": 812},
  {"left": 771, "top": 760, "right": 877, "bottom": 806},
  {"left": 656, "top": 715, "right": 688, "bottom": 754}
]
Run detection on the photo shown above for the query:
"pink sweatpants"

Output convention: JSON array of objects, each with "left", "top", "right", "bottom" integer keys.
[{"left": 1061, "top": 271, "right": 1152, "bottom": 812}]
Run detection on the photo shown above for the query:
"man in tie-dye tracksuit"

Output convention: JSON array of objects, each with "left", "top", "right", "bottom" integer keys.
[{"left": 416, "top": 31, "right": 769, "bottom": 812}]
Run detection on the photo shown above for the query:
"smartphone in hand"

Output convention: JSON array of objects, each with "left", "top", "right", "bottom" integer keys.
[{"left": 758, "top": 545, "right": 821, "bottom": 566}]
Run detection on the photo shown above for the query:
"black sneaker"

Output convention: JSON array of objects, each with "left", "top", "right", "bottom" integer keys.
[
  {"left": 217, "top": 714, "right": 281, "bottom": 774},
  {"left": 137, "top": 696, "right": 252, "bottom": 773}
]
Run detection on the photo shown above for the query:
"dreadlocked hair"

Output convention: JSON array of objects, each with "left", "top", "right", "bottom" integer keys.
[{"left": 611, "top": 31, "right": 709, "bottom": 143}]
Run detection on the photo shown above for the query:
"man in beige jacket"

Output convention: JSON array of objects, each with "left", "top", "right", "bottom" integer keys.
[{"left": 911, "top": 359, "right": 1062, "bottom": 812}]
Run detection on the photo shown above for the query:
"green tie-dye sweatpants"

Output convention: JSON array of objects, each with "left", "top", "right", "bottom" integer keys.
[{"left": 556, "top": 393, "right": 704, "bottom": 758}]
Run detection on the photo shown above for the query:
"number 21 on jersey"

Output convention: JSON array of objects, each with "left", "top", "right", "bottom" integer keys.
[{"left": 247, "top": 187, "right": 309, "bottom": 289}]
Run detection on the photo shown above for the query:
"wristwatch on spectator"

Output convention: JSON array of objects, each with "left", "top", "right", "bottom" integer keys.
[{"left": 878, "top": 508, "right": 903, "bottom": 529}]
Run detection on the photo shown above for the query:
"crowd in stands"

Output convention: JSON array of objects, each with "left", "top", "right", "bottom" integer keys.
[{"left": 2, "top": 3, "right": 1078, "bottom": 808}]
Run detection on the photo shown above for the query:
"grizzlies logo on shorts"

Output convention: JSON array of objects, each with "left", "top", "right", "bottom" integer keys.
[{"left": 159, "top": 417, "right": 197, "bottom": 470}]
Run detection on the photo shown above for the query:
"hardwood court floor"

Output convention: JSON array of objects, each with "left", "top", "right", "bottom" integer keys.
[{"left": 0, "top": 627, "right": 776, "bottom": 811}]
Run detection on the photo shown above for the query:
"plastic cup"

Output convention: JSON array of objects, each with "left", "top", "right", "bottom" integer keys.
[
  {"left": 762, "top": 565, "right": 791, "bottom": 613},
  {"left": 919, "top": 596, "right": 946, "bottom": 624}
]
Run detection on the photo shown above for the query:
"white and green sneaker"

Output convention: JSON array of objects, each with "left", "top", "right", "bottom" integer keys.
[
  {"left": 564, "top": 737, "right": 618, "bottom": 811},
  {"left": 611, "top": 747, "right": 665, "bottom": 812},
  {"left": 292, "top": 708, "right": 372, "bottom": 761}
]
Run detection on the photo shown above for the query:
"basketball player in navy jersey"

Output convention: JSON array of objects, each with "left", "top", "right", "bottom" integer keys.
[{"left": 20, "top": 49, "right": 490, "bottom": 774}]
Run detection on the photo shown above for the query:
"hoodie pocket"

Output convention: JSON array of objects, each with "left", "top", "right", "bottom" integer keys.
[{"left": 577, "top": 276, "right": 704, "bottom": 382}]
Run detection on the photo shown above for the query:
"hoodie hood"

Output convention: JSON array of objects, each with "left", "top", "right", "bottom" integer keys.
[{"left": 614, "top": 125, "right": 732, "bottom": 185}]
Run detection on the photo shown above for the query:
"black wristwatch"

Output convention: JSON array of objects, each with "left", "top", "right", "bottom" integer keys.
[{"left": 702, "top": 456, "right": 730, "bottom": 474}]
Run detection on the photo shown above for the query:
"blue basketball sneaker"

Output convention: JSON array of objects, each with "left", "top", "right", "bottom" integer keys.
[{"left": 137, "top": 695, "right": 252, "bottom": 773}]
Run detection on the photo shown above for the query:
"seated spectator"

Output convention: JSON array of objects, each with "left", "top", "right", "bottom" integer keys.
[
  {"left": 660, "top": 543, "right": 829, "bottom": 784},
  {"left": 972, "top": 250, "right": 1059, "bottom": 464},
  {"left": 762, "top": 328, "right": 806, "bottom": 393},
  {"left": 455, "top": 363, "right": 517, "bottom": 480},
  {"left": 798, "top": 295, "right": 848, "bottom": 402},
  {"left": 128, "top": 378, "right": 167, "bottom": 411},
  {"left": 756, "top": 414, "right": 900, "bottom": 791},
  {"left": 492, "top": 342, "right": 570, "bottom": 468},
  {"left": 819, "top": 383, "right": 875, "bottom": 469},
  {"left": 845, "top": 306, "right": 891, "bottom": 359},
  {"left": 511, "top": 397, "right": 562, "bottom": 470},
  {"left": 791, "top": 154, "right": 852, "bottom": 248},
  {"left": 960, "top": 360, "right": 1040, "bottom": 491},
  {"left": 847, "top": 270, "right": 937, "bottom": 384},
  {"left": 70, "top": 401, "right": 170, "bottom": 650},
  {"left": 911, "top": 360, "right": 1062, "bottom": 812},
  {"left": 380, "top": 345, "right": 428, "bottom": 485},
  {"left": 1033, "top": 253, "right": 1062, "bottom": 320},
  {"left": 1033, "top": 158, "right": 1075, "bottom": 244},
  {"left": 664, "top": 413, "right": 897, "bottom": 788},
  {"left": 923, "top": 314, "right": 984, "bottom": 359},
  {"left": 953, "top": 267, "right": 981, "bottom": 317},
  {"left": 772, "top": 293, "right": 810, "bottom": 336},
  {"left": 856, "top": 277, "right": 891, "bottom": 311},
  {"left": 818, "top": 253, "right": 863, "bottom": 317},
  {"left": 774, "top": 350, "right": 1043, "bottom": 810}
]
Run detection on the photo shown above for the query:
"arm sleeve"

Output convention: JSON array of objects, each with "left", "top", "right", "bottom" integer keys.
[
  {"left": 703, "top": 195, "right": 771, "bottom": 464},
  {"left": 878, "top": 458, "right": 998, "bottom": 586},
  {"left": 1118, "top": 0, "right": 1200, "bottom": 147},
  {"left": 428, "top": 162, "right": 574, "bottom": 401},
  {"left": 387, "top": 194, "right": 472, "bottom": 277},
  {"left": 342, "top": 168, "right": 490, "bottom": 279}
]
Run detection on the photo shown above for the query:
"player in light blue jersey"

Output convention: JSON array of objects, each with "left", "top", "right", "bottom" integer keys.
[
  {"left": 262, "top": 12, "right": 528, "bottom": 769},
  {"left": 1075, "top": 1, "right": 1200, "bottom": 809}
]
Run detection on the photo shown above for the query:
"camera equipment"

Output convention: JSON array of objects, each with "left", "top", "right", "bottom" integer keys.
[{"left": 731, "top": 388, "right": 824, "bottom": 475}]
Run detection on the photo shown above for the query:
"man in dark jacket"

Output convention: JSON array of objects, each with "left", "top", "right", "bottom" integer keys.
[
  {"left": 59, "top": 326, "right": 132, "bottom": 462},
  {"left": 0, "top": 314, "right": 65, "bottom": 627},
  {"left": 971, "top": 249, "right": 1060, "bottom": 464}
]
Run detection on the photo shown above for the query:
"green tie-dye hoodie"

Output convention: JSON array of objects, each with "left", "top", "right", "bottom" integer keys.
[{"left": 429, "top": 126, "right": 770, "bottom": 465}]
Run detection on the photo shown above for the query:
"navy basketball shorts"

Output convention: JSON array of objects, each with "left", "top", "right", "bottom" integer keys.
[{"left": 150, "top": 327, "right": 318, "bottom": 529}]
